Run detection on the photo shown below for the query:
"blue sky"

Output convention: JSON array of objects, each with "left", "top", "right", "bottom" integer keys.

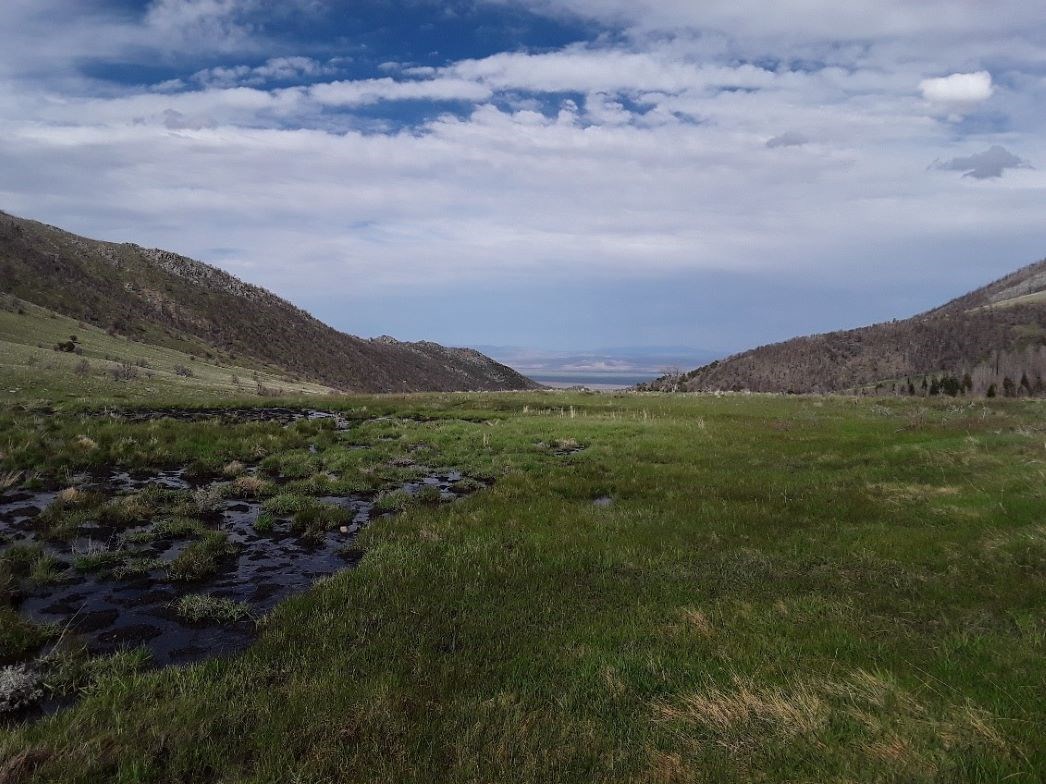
[{"left": 2, "top": 1, "right": 1045, "bottom": 357}]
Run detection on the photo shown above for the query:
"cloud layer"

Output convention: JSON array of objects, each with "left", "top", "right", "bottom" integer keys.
[{"left": 0, "top": 0, "right": 1044, "bottom": 349}]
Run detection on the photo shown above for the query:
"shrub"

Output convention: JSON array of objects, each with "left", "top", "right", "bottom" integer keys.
[
  {"left": 0, "top": 665, "right": 42, "bottom": 713},
  {"left": 173, "top": 365, "right": 194, "bottom": 378},
  {"left": 109, "top": 362, "right": 139, "bottom": 382},
  {"left": 193, "top": 484, "right": 227, "bottom": 515}
]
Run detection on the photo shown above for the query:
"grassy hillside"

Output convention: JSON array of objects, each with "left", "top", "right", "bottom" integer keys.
[
  {"left": 648, "top": 259, "right": 1046, "bottom": 395},
  {"left": 1, "top": 391, "right": 1043, "bottom": 782},
  {"left": 0, "top": 296, "right": 335, "bottom": 404},
  {"left": 0, "top": 210, "right": 536, "bottom": 393}
]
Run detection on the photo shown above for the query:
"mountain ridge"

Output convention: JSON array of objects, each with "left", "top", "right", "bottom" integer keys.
[
  {"left": 0, "top": 210, "right": 537, "bottom": 393},
  {"left": 643, "top": 258, "right": 1046, "bottom": 396}
]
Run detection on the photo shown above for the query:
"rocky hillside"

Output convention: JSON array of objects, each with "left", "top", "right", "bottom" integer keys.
[
  {"left": 0, "top": 210, "right": 536, "bottom": 393},
  {"left": 644, "top": 259, "right": 1046, "bottom": 396}
]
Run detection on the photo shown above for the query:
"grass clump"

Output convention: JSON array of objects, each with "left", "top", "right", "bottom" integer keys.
[
  {"left": 98, "top": 493, "right": 155, "bottom": 527},
  {"left": 111, "top": 557, "right": 163, "bottom": 580},
  {"left": 253, "top": 513, "right": 276, "bottom": 534},
  {"left": 262, "top": 493, "right": 311, "bottom": 516},
  {"left": 72, "top": 549, "right": 124, "bottom": 574},
  {"left": 372, "top": 489, "right": 415, "bottom": 514},
  {"left": 0, "top": 606, "right": 53, "bottom": 664},
  {"left": 290, "top": 503, "right": 349, "bottom": 541},
  {"left": 192, "top": 484, "right": 227, "bottom": 515},
  {"left": 174, "top": 594, "right": 252, "bottom": 624},
  {"left": 451, "top": 477, "right": 485, "bottom": 494},
  {"left": 227, "top": 475, "right": 271, "bottom": 499},
  {"left": 414, "top": 485, "right": 444, "bottom": 506},
  {"left": 151, "top": 517, "right": 206, "bottom": 540},
  {"left": 167, "top": 532, "right": 236, "bottom": 582}
]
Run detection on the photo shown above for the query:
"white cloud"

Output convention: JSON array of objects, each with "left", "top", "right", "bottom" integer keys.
[
  {"left": 0, "top": 0, "right": 1043, "bottom": 329},
  {"left": 920, "top": 71, "right": 993, "bottom": 113},
  {"left": 309, "top": 77, "right": 492, "bottom": 107},
  {"left": 194, "top": 57, "right": 337, "bottom": 87}
]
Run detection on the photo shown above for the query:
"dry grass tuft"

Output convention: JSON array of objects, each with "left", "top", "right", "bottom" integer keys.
[
  {"left": 653, "top": 677, "right": 827, "bottom": 750},
  {"left": 867, "top": 482, "right": 961, "bottom": 505},
  {"left": 0, "top": 471, "right": 21, "bottom": 494},
  {"left": 679, "top": 608, "right": 714, "bottom": 637},
  {"left": 74, "top": 434, "right": 97, "bottom": 450},
  {"left": 222, "top": 460, "right": 246, "bottom": 477},
  {"left": 55, "top": 486, "right": 83, "bottom": 504},
  {"left": 231, "top": 475, "right": 266, "bottom": 498}
]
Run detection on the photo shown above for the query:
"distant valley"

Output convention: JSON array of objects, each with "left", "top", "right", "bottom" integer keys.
[{"left": 482, "top": 346, "right": 722, "bottom": 389}]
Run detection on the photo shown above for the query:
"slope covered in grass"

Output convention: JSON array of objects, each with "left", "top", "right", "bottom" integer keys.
[
  {"left": 0, "top": 210, "right": 536, "bottom": 393},
  {"left": 0, "top": 296, "right": 335, "bottom": 403},
  {"left": 1, "top": 391, "right": 1042, "bottom": 782}
]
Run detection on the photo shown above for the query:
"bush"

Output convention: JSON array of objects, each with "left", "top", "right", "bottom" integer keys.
[
  {"left": 193, "top": 484, "right": 227, "bottom": 515},
  {"left": 109, "top": 362, "right": 139, "bottom": 382},
  {"left": 0, "top": 664, "right": 42, "bottom": 713}
]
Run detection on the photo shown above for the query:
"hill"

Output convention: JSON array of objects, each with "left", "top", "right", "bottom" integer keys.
[
  {"left": 643, "top": 259, "right": 1046, "bottom": 396},
  {"left": 0, "top": 210, "right": 536, "bottom": 393},
  {"left": 0, "top": 295, "right": 340, "bottom": 404}
]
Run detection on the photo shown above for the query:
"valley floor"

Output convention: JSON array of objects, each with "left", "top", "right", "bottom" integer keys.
[{"left": 0, "top": 391, "right": 1043, "bottom": 782}]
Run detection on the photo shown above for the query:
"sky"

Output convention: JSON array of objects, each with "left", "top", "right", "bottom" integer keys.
[{"left": 1, "top": 1, "right": 1045, "bottom": 357}]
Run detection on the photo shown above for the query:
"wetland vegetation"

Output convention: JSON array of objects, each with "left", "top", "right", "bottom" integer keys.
[{"left": 0, "top": 391, "right": 1043, "bottom": 782}]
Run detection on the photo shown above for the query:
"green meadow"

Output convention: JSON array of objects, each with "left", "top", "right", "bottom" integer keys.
[{"left": 0, "top": 389, "right": 1043, "bottom": 782}]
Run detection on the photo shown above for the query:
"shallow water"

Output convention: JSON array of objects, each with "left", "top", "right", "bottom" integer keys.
[{"left": 0, "top": 466, "right": 471, "bottom": 668}]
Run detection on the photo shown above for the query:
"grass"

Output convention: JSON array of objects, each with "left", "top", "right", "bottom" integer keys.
[
  {"left": 0, "top": 391, "right": 1044, "bottom": 782},
  {"left": 174, "top": 594, "right": 253, "bottom": 624},
  {"left": 0, "top": 298, "right": 336, "bottom": 405},
  {"left": 166, "top": 532, "right": 236, "bottom": 582}
]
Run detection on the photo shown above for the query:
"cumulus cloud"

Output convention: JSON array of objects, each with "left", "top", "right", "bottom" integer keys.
[
  {"left": 932, "top": 145, "right": 1032, "bottom": 179},
  {"left": 920, "top": 71, "right": 993, "bottom": 115}
]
